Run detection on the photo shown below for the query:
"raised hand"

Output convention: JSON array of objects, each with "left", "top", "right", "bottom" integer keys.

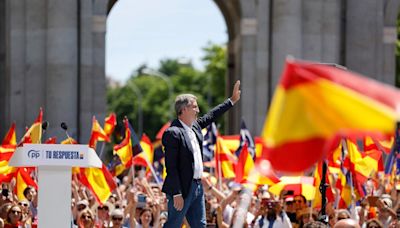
[{"left": 230, "top": 80, "right": 241, "bottom": 104}]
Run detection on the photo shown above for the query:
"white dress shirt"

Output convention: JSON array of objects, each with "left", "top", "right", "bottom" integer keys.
[{"left": 179, "top": 120, "right": 203, "bottom": 179}]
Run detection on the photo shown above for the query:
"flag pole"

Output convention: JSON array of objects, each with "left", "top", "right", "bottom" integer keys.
[
  {"left": 98, "top": 142, "right": 106, "bottom": 161},
  {"left": 318, "top": 160, "right": 329, "bottom": 224},
  {"left": 144, "top": 159, "right": 162, "bottom": 186},
  {"left": 217, "top": 149, "right": 222, "bottom": 190}
]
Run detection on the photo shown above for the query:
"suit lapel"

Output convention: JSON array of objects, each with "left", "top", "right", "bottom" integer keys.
[{"left": 173, "top": 119, "right": 195, "bottom": 155}]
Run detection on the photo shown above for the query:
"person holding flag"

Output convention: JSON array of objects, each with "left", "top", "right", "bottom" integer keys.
[{"left": 161, "top": 80, "right": 241, "bottom": 228}]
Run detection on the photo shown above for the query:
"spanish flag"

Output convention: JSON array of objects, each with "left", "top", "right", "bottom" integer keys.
[
  {"left": 262, "top": 59, "right": 400, "bottom": 172},
  {"left": 79, "top": 164, "right": 117, "bottom": 204},
  {"left": 19, "top": 108, "right": 43, "bottom": 145},
  {"left": 15, "top": 168, "right": 38, "bottom": 200},
  {"left": 104, "top": 113, "right": 117, "bottom": 138},
  {"left": 215, "top": 136, "right": 236, "bottom": 179},
  {"left": 0, "top": 123, "right": 17, "bottom": 182},
  {"left": 113, "top": 119, "right": 133, "bottom": 169},
  {"left": 88, "top": 116, "right": 110, "bottom": 149},
  {"left": 134, "top": 133, "right": 154, "bottom": 167}
]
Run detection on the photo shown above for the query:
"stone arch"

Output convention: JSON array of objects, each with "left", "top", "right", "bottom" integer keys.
[{"left": 104, "top": 0, "right": 243, "bottom": 133}]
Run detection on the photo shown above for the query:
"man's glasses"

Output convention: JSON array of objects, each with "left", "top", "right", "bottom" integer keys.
[
  {"left": 98, "top": 206, "right": 109, "bottom": 211},
  {"left": 294, "top": 200, "right": 303, "bottom": 203},
  {"left": 112, "top": 217, "right": 123, "bottom": 221}
]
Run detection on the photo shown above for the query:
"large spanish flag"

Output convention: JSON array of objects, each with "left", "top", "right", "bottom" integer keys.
[{"left": 262, "top": 60, "right": 400, "bottom": 172}]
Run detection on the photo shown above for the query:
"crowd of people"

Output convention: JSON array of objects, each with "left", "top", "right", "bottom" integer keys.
[{"left": 0, "top": 169, "right": 399, "bottom": 227}]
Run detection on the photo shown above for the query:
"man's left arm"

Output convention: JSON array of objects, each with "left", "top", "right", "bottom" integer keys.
[{"left": 197, "top": 80, "right": 241, "bottom": 128}]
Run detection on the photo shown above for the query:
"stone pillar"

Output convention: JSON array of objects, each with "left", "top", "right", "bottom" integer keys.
[
  {"left": 25, "top": 0, "right": 46, "bottom": 125},
  {"left": 382, "top": 0, "right": 400, "bottom": 85},
  {"left": 270, "top": 0, "right": 302, "bottom": 92},
  {"left": 255, "top": 0, "right": 271, "bottom": 135},
  {"left": 8, "top": 0, "right": 26, "bottom": 136},
  {"left": 79, "top": 0, "right": 94, "bottom": 143},
  {"left": 0, "top": 0, "right": 6, "bottom": 137},
  {"left": 345, "top": 0, "right": 383, "bottom": 79},
  {"left": 239, "top": 0, "right": 258, "bottom": 134},
  {"left": 45, "top": 0, "right": 78, "bottom": 139}
]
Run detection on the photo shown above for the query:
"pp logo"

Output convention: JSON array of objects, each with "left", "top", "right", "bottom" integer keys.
[{"left": 27, "top": 150, "right": 40, "bottom": 159}]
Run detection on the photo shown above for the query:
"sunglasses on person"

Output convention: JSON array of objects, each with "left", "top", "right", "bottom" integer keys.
[
  {"left": 11, "top": 209, "right": 22, "bottom": 215},
  {"left": 77, "top": 205, "right": 87, "bottom": 211},
  {"left": 81, "top": 214, "right": 92, "bottom": 220},
  {"left": 98, "top": 206, "right": 109, "bottom": 211},
  {"left": 112, "top": 217, "right": 123, "bottom": 221},
  {"left": 18, "top": 202, "right": 29, "bottom": 207}
]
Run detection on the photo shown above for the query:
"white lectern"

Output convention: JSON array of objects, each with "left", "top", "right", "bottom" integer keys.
[{"left": 9, "top": 144, "right": 102, "bottom": 228}]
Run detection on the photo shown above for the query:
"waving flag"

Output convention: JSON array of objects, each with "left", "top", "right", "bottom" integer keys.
[
  {"left": 235, "top": 120, "right": 255, "bottom": 161},
  {"left": 215, "top": 137, "right": 236, "bottom": 179},
  {"left": 134, "top": 133, "right": 154, "bottom": 167},
  {"left": 0, "top": 123, "right": 17, "bottom": 182},
  {"left": 19, "top": 108, "right": 43, "bottom": 145},
  {"left": 104, "top": 113, "right": 117, "bottom": 138},
  {"left": 15, "top": 168, "right": 38, "bottom": 200},
  {"left": 203, "top": 122, "right": 218, "bottom": 161},
  {"left": 88, "top": 116, "right": 110, "bottom": 149},
  {"left": 113, "top": 118, "right": 134, "bottom": 170},
  {"left": 262, "top": 59, "right": 400, "bottom": 172},
  {"left": 78, "top": 164, "right": 117, "bottom": 204}
]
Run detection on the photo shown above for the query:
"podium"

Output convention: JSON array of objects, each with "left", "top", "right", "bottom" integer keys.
[{"left": 9, "top": 144, "right": 102, "bottom": 228}]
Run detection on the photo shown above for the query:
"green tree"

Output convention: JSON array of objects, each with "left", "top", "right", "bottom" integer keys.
[{"left": 106, "top": 42, "right": 227, "bottom": 140}]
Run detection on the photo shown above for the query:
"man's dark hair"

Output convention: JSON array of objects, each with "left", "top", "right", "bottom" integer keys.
[
  {"left": 294, "top": 194, "right": 307, "bottom": 203},
  {"left": 23, "top": 186, "right": 34, "bottom": 197},
  {"left": 304, "top": 221, "right": 329, "bottom": 228}
]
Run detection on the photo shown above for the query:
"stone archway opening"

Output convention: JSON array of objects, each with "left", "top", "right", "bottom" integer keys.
[{"left": 105, "top": 0, "right": 240, "bottom": 134}]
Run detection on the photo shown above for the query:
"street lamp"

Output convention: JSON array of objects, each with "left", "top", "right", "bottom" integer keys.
[
  {"left": 128, "top": 81, "right": 143, "bottom": 137},
  {"left": 141, "top": 68, "right": 174, "bottom": 120}
]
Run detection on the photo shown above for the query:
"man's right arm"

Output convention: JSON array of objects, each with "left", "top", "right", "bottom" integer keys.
[{"left": 162, "top": 129, "right": 182, "bottom": 195}]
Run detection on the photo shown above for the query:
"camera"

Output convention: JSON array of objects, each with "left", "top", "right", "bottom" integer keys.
[
  {"left": 137, "top": 194, "right": 147, "bottom": 208},
  {"left": 261, "top": 199, "right": 277, "bottom": 209}
]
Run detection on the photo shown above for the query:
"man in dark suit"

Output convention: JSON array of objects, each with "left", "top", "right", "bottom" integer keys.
[{"left": 162, "top": 80, "right": 241, "bottom": 227}]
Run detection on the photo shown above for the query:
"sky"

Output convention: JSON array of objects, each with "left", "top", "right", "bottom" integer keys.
[{"left": 106, "top": 0, "right": 227, "bottom": 83}]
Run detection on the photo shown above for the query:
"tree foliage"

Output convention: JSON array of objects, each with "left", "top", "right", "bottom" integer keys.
[{"left": 106, "top": 42, "right": 227, "bottom": 140}]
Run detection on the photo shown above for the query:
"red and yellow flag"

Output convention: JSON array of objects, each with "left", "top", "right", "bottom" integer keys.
[
  {"left": 113, "top": 118, "right": 133, "bottom": 173},
  {"left": 134, "top": 133, "right": 154, "bottom": 167},
  {"left": 0, "top": 123, "right": 18, "bottom": 182},
  {"left": 78, "top": 164, "right": 117, "bottom": 204},
  {"left": 88, "top": 116, "right": 110, "bottom": 149},
  {"left": 15, "top": 168, "right": 38, "bottom": 200},
  {"left": 312, "top": 162, "right": 334, "bottom": 208},
  {"left": 20, "top": 109, "right": 43, "bottom": 144},
  {"left": 104, "top": 113, "right": 117, "bottom": 138},
  {"left": 262, "top": 60, "right": 400, "bottom": 172},
  {"left": 234, "top": 144, "right": 254, "bottom": 183},
  {"left": 214, "top": 137, "right": 236, "bottom": 179}
]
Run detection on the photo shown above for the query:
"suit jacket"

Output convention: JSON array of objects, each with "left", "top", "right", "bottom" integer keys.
[{"left": 161, "top": 99, "right": 233, "bottom": 198}]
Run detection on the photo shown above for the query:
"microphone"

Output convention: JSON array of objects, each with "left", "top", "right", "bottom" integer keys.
[
  {"left": 60, "top": 122, "right": 73, "bottom": 144},
  {"left": 41, "top": 121, "right": 49, "bottom": 144},
  {"left": 61, "top": 122, "right": 68, "bottom": 131},
  {"left": 42, "top": 121, "right": 49, "bottom": 131}
]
